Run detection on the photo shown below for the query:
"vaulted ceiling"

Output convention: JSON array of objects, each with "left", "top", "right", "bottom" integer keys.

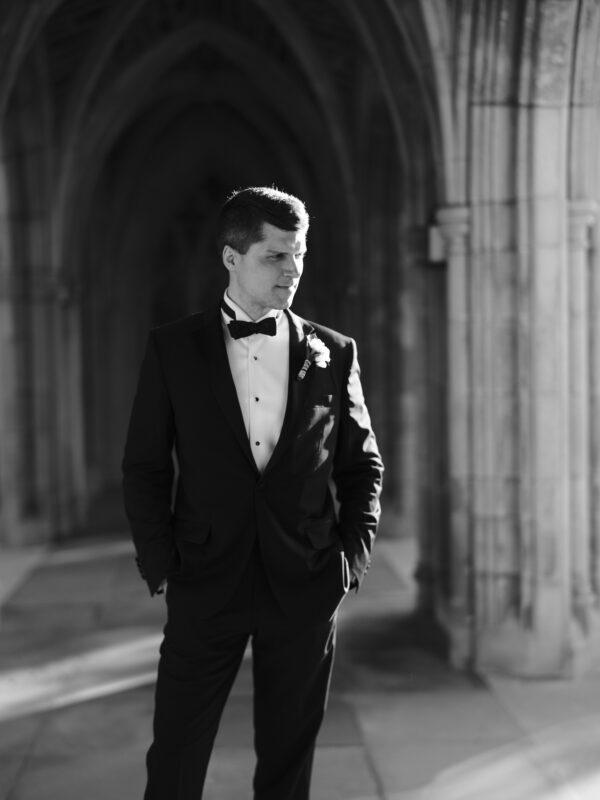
[{"left": 0, "top": 0, "right": 443, "bottom": 501}]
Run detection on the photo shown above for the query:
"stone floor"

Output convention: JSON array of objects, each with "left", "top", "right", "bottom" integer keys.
[{"left": 1, "top": 534, "right": 600, "bottom": 799}]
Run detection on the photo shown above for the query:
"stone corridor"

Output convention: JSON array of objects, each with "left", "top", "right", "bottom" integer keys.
[{"left": 2, "top": 532, "right": 600, "bottom": 799}]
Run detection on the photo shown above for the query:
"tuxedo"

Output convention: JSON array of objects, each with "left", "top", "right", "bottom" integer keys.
[{"left": 122, "top": 302, "right": 383, "bottom": 798}]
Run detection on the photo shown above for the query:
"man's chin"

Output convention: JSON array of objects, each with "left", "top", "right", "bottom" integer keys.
[{"left": 272, "top": 296, "right": 294, "bottom": 311}]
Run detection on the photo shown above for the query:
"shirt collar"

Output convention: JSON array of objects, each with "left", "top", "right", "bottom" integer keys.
[{"left": 222, "top": 291, "right": 283, "bottom": 325}]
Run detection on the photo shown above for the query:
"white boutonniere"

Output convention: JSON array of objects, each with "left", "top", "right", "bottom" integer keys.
[{"left": 297, "top": 333, "right": 331, "bottom": 380}]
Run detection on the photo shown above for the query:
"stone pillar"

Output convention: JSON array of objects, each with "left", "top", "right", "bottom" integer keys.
[
  {"left": 0, "top": 148, "right": 20, "bottom": 545},
  {"left": 436, "top": 205, "right": 473, "bottom": 667},
  {"left": 397, "top": 227, "right": 427, "bottom": 544},
  {"left": 568, "top": 200, "right": 597, "bottom": 645},
  {"left": 591, "top": 211, "right": 600, "bottom": 611},
  {"left": 0, "top": 43, "right": 88, "bottom": 546},
  {"left": 410, "top": 226, "right": 446, "bottom": 613},
  {"left": 0, "top": 136, "right": 57, "bottom": 546}
]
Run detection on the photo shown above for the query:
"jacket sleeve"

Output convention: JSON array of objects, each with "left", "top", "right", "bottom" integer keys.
[
  {"left": 332, "top": 338, "right": 384, "bottom": 588},
  {"left": 122, "top": 331, "right": 178, "bottom": 595}
]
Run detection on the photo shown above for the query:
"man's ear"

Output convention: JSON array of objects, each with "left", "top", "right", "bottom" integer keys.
[{"left": 222, "top": 245, "right": 238, "bottom": 273}]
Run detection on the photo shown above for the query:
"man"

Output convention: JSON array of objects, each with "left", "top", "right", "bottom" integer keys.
[{"left": 122, "top": 186, "right": 383, "bottom": 799}]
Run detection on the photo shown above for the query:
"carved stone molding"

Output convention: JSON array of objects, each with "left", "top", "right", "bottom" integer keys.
[
  {"left": 568, "top": 200, "right": 597, "bottom": 251},
  {"left": 436, "top": 205, "right": 471, "bottom": 257}
]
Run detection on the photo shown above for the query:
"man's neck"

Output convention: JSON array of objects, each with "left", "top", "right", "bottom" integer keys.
[{"left": 225, "top": 290, "right": 276, "bottom": 322}]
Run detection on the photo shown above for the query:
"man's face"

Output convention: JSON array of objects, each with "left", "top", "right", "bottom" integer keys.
[{"left": 223, "top": 222, "right": 307, "bottom": 320}]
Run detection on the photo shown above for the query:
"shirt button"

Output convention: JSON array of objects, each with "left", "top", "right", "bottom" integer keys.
[
  {"left": 255, "top": 441, "right": 260, "bottom": 446},
  {"left": 255, "top": 397, "right": 259, "bottom": 402},
  {"left": 253, "top": 356, "right": 258, "bottom": 361}
]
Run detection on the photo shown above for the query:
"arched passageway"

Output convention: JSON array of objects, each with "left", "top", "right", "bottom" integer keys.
[
  {"left": 5, "top": 0, "right": 600, "bottom": 678},
  {"left": 0, "top": 0, "right": 441, "bottom": 558}
]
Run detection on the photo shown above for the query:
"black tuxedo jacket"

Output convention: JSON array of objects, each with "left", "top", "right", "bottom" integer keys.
[{"left": 122, "top": 305, "right": 383, "bottom": 621}]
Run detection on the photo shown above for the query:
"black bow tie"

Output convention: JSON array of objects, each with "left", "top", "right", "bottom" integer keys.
[
  {"left": 229, "top": 317, "right": 277, "bottom": 339},
  {"left": 222, "top": 299, "right": 277, "bottom": 340}
]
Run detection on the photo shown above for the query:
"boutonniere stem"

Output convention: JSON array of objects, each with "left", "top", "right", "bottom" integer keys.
[
  {"left": 297, "top": 357, "right": 312, "bottom": 381},
  {"left": 297, "top": 334, "right": 331, "bottom": 380}
]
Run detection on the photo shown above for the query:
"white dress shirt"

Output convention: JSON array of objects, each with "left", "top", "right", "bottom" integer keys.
[{"left": 222, "top": 293, "right": 290, "bottom": 472}]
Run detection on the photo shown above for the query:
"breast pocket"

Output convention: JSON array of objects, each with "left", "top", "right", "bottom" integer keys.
[
  {"left": 291, "top": 398, "right": 338, "bottom": 475},
  {"left": 302, "top": 393, "right": 335, "bottom": 428},
  {"left": 311, "top": 393, "right": 333, "bottom": 406},
  {"left": 306, "top": 404, "right": 333, "bottom": 428}
]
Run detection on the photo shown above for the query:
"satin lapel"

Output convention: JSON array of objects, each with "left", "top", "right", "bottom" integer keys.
[
  {"left": 264, "top": 309, "right": 313, "bottom": 476},
  {"left": 191, "top": 306, "right": 257, "bottom": 472}
]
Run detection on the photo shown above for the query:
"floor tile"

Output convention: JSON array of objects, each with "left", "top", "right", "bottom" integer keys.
[
  {"left": 0, "top": 715, "right": 42, "bottom": 754},
  {"left": 318, "top": 697, "right": 363, "bottom": 746},
  {"left": 352, "top": 690, "right": 521, "bottom": 744},
  {"left": 312, "top": 745, "right": 381, "bottom": 799},
  {"left": 0, "top": 754, "right": 27, "bottom": 797},
  {"left": 9, "top": 748, "right": 146, "bottom": 800},
  {"left": 5, "top": 533, "right": 595, "bottom": 800},
  {"left": 30, "top": 688, "right": 154, "bottom": 758},
  {"left": 364, "top": 738, "right": 557, "bottom": 798}
]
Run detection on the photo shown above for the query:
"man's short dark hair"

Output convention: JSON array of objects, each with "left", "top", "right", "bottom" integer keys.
[{"left": 217, "top": 186, "right": 309, "bottom": 255}]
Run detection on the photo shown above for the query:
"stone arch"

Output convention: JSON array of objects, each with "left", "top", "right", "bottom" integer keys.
[
  {"left": 0, "top": 0, "right": 451, "bottom": 654},
  {"left": 53, "top": 18, "right": 350, "bottom": 276},
  {"left": 23, "top": 2, "right": 443, "bottom": 554},
  {"left": 48, "top": 15, "right": 403, "bottom": 511},
  {"left": 54, "top": 27, "right": 354, "bottom": 504},
  {"left": 81, "top": 107, "right": 316, "bottom": 497},
  {"left": 320, "top": 1, "right": 449, "bottom": 554},
  {"left": 341, "top": 0, "right": 440, "bottom": 215},
  {"left": 0, "top": 0, "right": 64, "bottom": 119}
]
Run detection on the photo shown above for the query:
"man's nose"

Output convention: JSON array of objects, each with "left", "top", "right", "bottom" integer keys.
[{"left": 283, "top": 255, "right": 301, "bottom": 277}]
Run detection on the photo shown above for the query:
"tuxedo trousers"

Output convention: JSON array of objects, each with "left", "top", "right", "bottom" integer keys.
[{"left": 144, "top": 546, "right": 337, "bottom": 800}]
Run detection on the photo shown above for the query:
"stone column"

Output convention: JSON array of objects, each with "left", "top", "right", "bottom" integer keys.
[
  {"left": 0, "top": 138, "right": 56, "bottom": 546},
  {"left": 568, "top": 200, "right": 597, "bottom": 643},
  {"left": 436, "top": 205, "right": 473, "bottom": 667},
  {"left": 591, "top": 211, "right": 600, "bottom": 610},
  {"left": 0, "top": 149, "right": 20, "bottom": 545},
  {"left": 398, "top": 227, "right": 427, "bottom": 545},
  {"left": 513, "top": 188, "right": 572, "bottom": 676}
]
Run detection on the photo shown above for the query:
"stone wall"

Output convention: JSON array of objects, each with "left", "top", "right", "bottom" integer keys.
[{"left": 2, "top": 0, "right": 600, "bottom": 676}]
